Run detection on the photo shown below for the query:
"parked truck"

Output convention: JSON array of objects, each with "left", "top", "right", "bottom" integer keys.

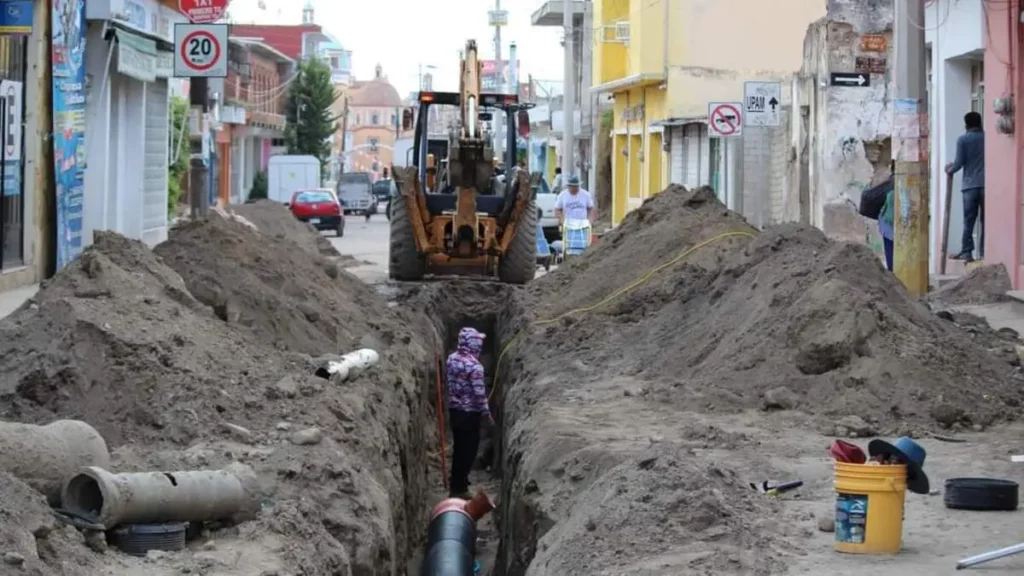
[{"left": 267, "top": 155, "right": 321, "bottom": 204}]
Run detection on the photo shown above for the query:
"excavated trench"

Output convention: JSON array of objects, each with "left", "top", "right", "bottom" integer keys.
[{"left": 395, "top": 280, "right": 531, "bottom": 575}]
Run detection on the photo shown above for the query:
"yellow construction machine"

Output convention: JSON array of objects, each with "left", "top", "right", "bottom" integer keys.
[{"left": 389, "top": 40, "right": 536, "bottom": 283}]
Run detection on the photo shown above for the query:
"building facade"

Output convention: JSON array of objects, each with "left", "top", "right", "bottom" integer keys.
[
  {"left": 925, "top": 0, "right": 986, "bottom": 275},
  {"left": 982, "top": 0, "right": 1023, "bottom": 287},
  {"left": 81, "top": 0, "right": 185, "bottom": 252},
  {"left": 346, "top": 66, "right": 402, "bottom": 178},
  {"left": 220, "top": 37, "right": 291, "bottom": 204},
  {"left": 591, "top": 0, "right": 823, "bottom": 225},
  {"left": 0, "top": 0, "right": 51, "bottom": 291}
]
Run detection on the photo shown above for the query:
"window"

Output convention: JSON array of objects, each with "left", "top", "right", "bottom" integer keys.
[
  {"left": 391, "top": 113, "right": 396, "bottom": 126},
  {"left": 368, "top": 137, "right": 380, "bottom": 151},
  {"left": 0, "top": 36, "right": 26, "bottom": 269},
  {"left": 330, "top": 56, "right": 339, "bottom": 69},
  {"left": 971, "top": 60, "right": 984, "bottom": 116},
  {"left": 371, "top": 112, "right": 380, "bottom": 125}
]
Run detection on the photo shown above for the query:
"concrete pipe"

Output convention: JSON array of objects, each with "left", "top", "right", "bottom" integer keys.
[
  {"left": 0, "top": 420, "right": 111, "bottom": 505},
  {"left": 61, "top": 465, "right": 259, "bottom": 528}
]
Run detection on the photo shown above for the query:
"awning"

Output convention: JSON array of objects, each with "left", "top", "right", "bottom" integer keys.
[
  {"left": 114, "top": 27, "right": 157, "bottom": 83},
  {"left": 590, "top": 73, "right": 665, "bottom": 95},
  {"left": 650, "top": 116, "right": 708, "bottom": 128}
]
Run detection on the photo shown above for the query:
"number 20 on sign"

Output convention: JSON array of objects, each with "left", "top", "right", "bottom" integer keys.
[{"left": 173, "top": 23, "right": 228, "bottom": 78}]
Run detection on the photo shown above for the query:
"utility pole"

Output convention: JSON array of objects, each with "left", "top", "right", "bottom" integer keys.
[
  {"left": 339, "top": 95, "right": 349, "bottom": 174},
  {"left": 188, "top": 77, "right": 210, "bottom": 216},
  {"left": 493, "top": 0, "right": 504, "bottom": 162},
  {"left": 893, "top": 0, "right": 929, "bottom": 295},
  {"left": 562, "top": 0, "right": 576, "bottom": 178}
]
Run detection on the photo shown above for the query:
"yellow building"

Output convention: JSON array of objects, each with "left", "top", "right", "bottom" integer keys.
[{"left": 593, "top": 0, "right": 824, "bottom": 225}]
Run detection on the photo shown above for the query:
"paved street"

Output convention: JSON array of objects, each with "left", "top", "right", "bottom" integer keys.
[{"left": 329, "top": 208, "right": 390, "bottom": 285}]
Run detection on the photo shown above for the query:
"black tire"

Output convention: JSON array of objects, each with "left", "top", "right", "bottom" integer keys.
[
  {"left": 336, "top": 221, "right": 344, "bottom": 237},
  {"left": 365, "top": 212, "right": 371, "bottom": 222},
  {"left": 388, "top": 196, "right": 426, "bottom": 281},
  {"left": 944, "top": 478, "right": 1019, "bottom": 511},
  {"left": 498, "top": 198, "right": 537, "bottom": 284}
]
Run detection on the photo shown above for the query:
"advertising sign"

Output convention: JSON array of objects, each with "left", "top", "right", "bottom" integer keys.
[{"left": 52, "top": 0, "right": 87, "bottom": 269}]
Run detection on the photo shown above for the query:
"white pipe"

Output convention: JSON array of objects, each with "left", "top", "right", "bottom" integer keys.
[
  {"left": 95, "top": 27, "right": 115, "bottom": 231},
  {"left": 325, "top": 348, "right": 380, "bottom": 382},
  {"left": 467, "top": 97, "right": 478, "bottom": 138}
]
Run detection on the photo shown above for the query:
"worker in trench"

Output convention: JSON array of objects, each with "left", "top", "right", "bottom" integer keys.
[{"left": 446, "top": 327, "right": 494, "bottom": 499}]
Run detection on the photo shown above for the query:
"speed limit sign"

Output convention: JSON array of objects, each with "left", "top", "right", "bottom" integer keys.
[{"left": 173, "top": 23, "right": 228, "bottom": 78}]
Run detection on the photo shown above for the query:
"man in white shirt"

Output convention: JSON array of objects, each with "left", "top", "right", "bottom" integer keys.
[
  {"left": 551, "top": 167, "right": 564, "bottom": 193},
  {"left": 554, "top": 176, "right": 596, "bottom": 225}
]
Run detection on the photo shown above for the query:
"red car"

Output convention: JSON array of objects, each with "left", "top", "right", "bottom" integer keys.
[{"left": 288, "top": 189, "right": 345, "bottom": 237}]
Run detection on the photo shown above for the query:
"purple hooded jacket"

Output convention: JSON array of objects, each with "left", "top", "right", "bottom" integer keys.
[{"left": 446, "top": 327, "right": 490, "bottom": 414}]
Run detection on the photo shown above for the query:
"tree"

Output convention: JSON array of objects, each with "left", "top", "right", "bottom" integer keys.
[
  {"left": 249, "top": 170, "right": 268, "bottom": 201},
  {"left": 167, "top": 96, "right": 190, "bottom": 219},
  {"left": 285, "top": 57, "right": 337, "bottom": 173}
]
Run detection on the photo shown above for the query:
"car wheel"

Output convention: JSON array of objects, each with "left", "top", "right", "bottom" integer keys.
[
  {"left": 365, "top": 212, "right": 371, "bottom": 222},
  {"left": 337, "top": 222, "right": 345, "bottom": 237}
]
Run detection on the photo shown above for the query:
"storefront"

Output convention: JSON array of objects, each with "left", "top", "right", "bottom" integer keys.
[
  {"left": 0, "top": 30, "right": 27, "bottom": 272},
  {"left": 82, "top": 0, "right": 183, "bottom": 250}
]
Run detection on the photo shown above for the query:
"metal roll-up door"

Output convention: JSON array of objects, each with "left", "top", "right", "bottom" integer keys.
[
  {"left": 142, "top": 78, "right": 169, "bottom": 246},
  {"left": 669, "top": 126, "right": 683, "bottom": 185}
]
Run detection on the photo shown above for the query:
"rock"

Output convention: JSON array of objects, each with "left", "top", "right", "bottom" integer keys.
[
  {"left": 3, "top": 552, "right": 25, "bottom": 565},
  {"left": 84, "top": 529, "right": 107, "bottom": 553},
  {"left": 296, "top": 302, "right": 321, "bottom": 323},
  {"left": 275, "top": 422, "right": 292, "bottom": 431},
  {"left": 836, "top": 415, "right": 876, "bottom": 437},
  {"left": 817, "top": 515, "right": 835, "bottom": 533},
  {"left": 266, "top": 375, "right": 298, "bottom": 399},
  {"left": 146, "top": 549, "right": 170, "bottom": 561},
  {"left": 202, "top": 541, "right": 216, "bottom": 551},
  {"left": 221, "top": 422, "right": 254, "bottom": 443},
  {"left": 930, "top": 403, "right": 963, "bottom": 427},
  {"left": 762, "top": 386, "right": 797, "bottom": 410},
  {"left": 290, "top": 427, "right": 323, "bottom": 446},
  {"left": 1015, "top": 345, "right": 1024, "bottom": 365}
]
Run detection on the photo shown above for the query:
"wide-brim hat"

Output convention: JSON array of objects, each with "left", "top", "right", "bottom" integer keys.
[
  {"left": 868, "top": 436, "right": 930, "bottom": 494},
  {"left": 567, "top": 176, "right": 581, "bottom": 186}
]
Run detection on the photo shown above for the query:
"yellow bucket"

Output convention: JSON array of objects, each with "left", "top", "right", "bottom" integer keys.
[{"left": 833, "top": 462, "right": 907, "bottom": 554}]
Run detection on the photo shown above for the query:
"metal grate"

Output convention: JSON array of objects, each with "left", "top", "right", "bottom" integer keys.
[{"left": 0, "top": 35, "right": 27, "bottom": 270}]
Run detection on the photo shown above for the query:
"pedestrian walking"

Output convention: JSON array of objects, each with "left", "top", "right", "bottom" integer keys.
[
  {"left": 551, "top": 167, "right": 564, "bottom": 193},
  {"left": 445, "top": 327, "right": 493, "bottom": 498},
  {"left": 877, "top": 162, "right": 896, "bottom": 271},
  {"left": 945, "top": 111, "right": 985, "bottom": 262}
]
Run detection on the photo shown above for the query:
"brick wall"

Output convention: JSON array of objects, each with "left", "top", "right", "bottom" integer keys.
[{"left": 739, "top": 107, "right": 791, "bottom": 227}]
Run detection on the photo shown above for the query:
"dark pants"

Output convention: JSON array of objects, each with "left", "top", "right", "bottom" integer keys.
[
  {"left": 961, "top": 187, "right": 985, "bottom": 258},
  {"left": 449, "top": 409, "right": 481, "bottom": 496},
  {"left": 883, "top": 237, "right": 894, "bottom": 272}
]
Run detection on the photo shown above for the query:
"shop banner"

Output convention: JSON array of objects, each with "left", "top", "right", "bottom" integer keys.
[
  {"left": 52, "top": 0, "right": 86, "bottom": 270},
  {"left": 0, "top": 0, "right": 33, "bottom": 35}
]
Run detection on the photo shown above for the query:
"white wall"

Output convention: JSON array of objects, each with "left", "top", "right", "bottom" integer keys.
[
  {"left": 925, "top": 0, "right": 984, "bottom": 271},
  {"left": 83, "top": 23, "right": 112, "bottom": 248}
]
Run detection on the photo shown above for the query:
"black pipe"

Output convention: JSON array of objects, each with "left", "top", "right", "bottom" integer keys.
[{"left": 420, "top": 510, "right": 476, "bottom": 576}]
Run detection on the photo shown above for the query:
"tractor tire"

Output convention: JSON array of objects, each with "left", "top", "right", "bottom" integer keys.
[
  {"left": 388, "top": 195, "right": 426, "bottom": 281},
  {"left": 498, "top": 198, "right": 537, "bottom": 284}
]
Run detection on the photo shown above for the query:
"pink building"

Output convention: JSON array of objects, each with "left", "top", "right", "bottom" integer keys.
[{"left": 983, "top": 0, "right": 1024, "bottom": 287}]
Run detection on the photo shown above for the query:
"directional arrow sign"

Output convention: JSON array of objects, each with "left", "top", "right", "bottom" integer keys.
[{"left": 830, "top": 72, "right": 870, "bottom": 87}]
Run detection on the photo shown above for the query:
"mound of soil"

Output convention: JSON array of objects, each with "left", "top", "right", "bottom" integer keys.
[
  {"left": 154, "top": 213, "right": 391, "bottom": 356},
  {"left": 528, "top": 185, "right": 1024, "bottom": 431},
  {"left": 232, "top": 200, "right": 340, "bottom": 258},
  {"left": 0, "top": 229, "right": 436, "bottom": 574},
  {"left": 928, "top": 263, "right": 1013, "bottom": 307},
  {"left": 496, "top": 185, "right": 1024, "bottom": 574}
]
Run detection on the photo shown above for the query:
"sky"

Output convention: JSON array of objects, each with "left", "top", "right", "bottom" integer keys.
[{"left": 226, "top": 0, "right": 567, "bottom": 96}]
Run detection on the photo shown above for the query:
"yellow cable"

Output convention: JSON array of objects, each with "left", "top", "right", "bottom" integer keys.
[{"left": 489, "top": 230, "right": 757, "bottom": 402}]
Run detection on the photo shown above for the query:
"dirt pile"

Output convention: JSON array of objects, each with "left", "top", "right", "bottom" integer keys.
[
  {"left": 495, "top": 185, "right": 1024, "bottom": 574},
  {"left": 528, "top": 185, "right": 1024, "bottom": 431},
  {"left": 0, "top": 228, "right": 436, "bottom": 574},
  {"left": 928, "top": 263, "right": 1013, "bottom": 307},
  {"left": 231, "top": 200, "right": 339, "bottom": 258},
  {"left": 154, "top": 213, "right": 392, "bottom": 356}
]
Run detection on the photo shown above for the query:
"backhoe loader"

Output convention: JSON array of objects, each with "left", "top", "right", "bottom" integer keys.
[{"left": 389, "top": 40, "right": 536, "bottom": 283}]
